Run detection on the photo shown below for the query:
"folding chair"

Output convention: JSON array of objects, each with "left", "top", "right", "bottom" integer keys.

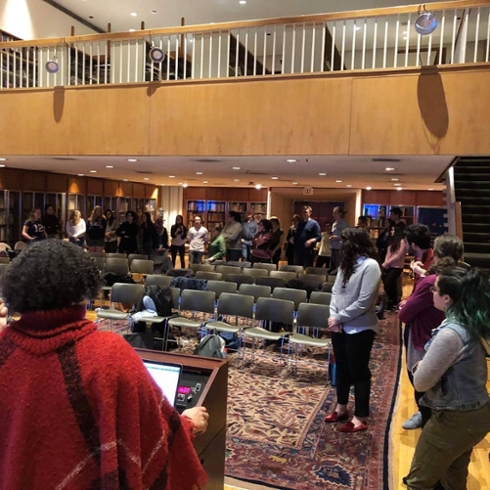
[
  {"left": 255, "top": 276, "right": 286, "bottom": 292},
  {"left": 225, "top": 274, "right": 253, "bottom": 287},
  {"left": 279, "top": 265, "right": 304, "bottom": 275},
  {"left": 196, "top": 271, "right": 223, "bottom": 281},
  {"left": 309, "top": 291, "right": 332, "bottom": 306},
  {"left": 216, "top": 265, "right": 242, "bottom": 277},
  {"left": 205, "top": 293, "right": 255, "bottom": 358},
  {"left": 90, "top": 252, "right": 107, "bottom": 258},
  {"left": 167, "top": 290, "right": 216, "bottom": 346},
  {"left": 239, "top": 284, "right": 271, "bottom": 303},
  {"left": 128, "top": 253, "right": 149, "bottom": 265},
  {"left": 270, "top": 270, "right": 297, "bottom": 282},
  {"left": 286, "top": 303, "right": 332, "bottom": 382},
  {"left": 96, "top": 283, "right": 145, "bottom": 331},
  {"left": 130, "top": 259, "right": 154, "bottom": 281},
  {"left": 253, "top": 262, "right": 277, "bottom": 273},
  {"left": 243, "top": 297, "right": 295, "bottom": 363},
  {"left": 145, "top": 274, "right": 173, "bottom": 290},
  {"left": 273, "top": 287, "right": 307, "bottom": 311},
  {"left": 242, "top": 268, "right": 268, "bottom": 282},
  {"left": 305, "top": 266, "right": 329, "bottom": 277},
  {"left": 322, "top": 283, "right": 334, "bottom": 293},
  {"left": 106, "top": 253, "right": 128, "bottom": 259},
  {"left": 207, "top": 280, "right": 238, "bottom": 299},
  {"left": 190, "top": 264, "right": 215, "bottom": 273}
]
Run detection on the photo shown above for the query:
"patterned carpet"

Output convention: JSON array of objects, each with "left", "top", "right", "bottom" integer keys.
[
  {"left": 97, "top": 311, "right": 402, "bottom": 490},
  {"left": 224, "top": 313, "right": 402, "bottom": 490}
]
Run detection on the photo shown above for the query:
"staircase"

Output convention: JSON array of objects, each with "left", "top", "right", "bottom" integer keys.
[{"left": 453, "top": 157, "right": 490, "bottom": 270}]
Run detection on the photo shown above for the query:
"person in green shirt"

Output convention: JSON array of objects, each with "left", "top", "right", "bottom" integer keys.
[{"left": 206, "top": 224, "right": 226, "bottom": 263}]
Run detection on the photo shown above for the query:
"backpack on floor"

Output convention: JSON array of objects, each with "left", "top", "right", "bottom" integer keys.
[{"left": 194, "top": 333, "right": 225, "bottom": 359}]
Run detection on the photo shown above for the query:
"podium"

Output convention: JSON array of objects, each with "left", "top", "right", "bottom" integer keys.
[{"left": 135, "top": 349, "right": 228, "bottom": 489}]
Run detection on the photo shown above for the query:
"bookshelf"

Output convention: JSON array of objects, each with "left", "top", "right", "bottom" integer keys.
[
  {"left": 186, "top": 200, "right": 207, "bottom": 228},
  {"left": 207, "top": 200, "right": 226, "bottom": 229},
  {"left": 250, "top": 202, "right": 268, "bottom": 220},
  {"left": 362, "top": 204, "right": 415, "bottom": 239}
]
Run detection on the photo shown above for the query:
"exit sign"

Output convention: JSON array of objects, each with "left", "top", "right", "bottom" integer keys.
[{"left": 303, "top": 186, "right": 314, "bottom": 196}]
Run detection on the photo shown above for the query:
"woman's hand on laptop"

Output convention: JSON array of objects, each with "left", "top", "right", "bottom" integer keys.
[{"left": 183, "top": 406, "right": 209, "bottom": 435}]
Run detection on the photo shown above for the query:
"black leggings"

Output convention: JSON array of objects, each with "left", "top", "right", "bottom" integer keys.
[
  {"left": 332, "top": 329, "right": 375, "bottom": 418},
  {"left": 170, "top": 245, "right": 186, "bottom": 268},
  {"left": 383, "top": 267, "right": 403, "bottom": 307}
]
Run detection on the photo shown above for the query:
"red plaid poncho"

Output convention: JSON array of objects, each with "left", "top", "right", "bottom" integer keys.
[{"left": 0, "top": 305, "right": 207, "bottom": 490}]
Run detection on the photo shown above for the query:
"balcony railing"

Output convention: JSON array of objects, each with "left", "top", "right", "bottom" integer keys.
[{"left": 0, "top": 0, "right": 489, "bottom": 89}]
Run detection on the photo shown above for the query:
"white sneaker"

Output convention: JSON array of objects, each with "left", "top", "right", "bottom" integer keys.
[{"left": 402, "top": 411, "right": 423, "bottom": 429}]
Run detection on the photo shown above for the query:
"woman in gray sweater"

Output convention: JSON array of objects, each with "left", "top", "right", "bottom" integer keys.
[
  {"left": 325, "top": 227, "right": 381, "bottom": 432},
  {"left": 405, "top": 267, "right": 490, "bottom": 490}
]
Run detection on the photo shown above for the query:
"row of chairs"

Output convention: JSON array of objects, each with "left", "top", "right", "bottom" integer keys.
[{"left": 95, "top": 257, "right": 155, "bottom": 277}]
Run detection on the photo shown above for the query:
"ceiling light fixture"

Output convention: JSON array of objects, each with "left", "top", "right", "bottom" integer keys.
[
  {"left": 78, "top": 173, "right": 84, "bottom": 176},
  {"left": 169, "top": 175, "right": 175, "bottom": 178},
  {"left": 346, "top": 184, "right": 352, "bottom": 188},
  {"left": 129, "top": 29, "right": 136, "bottom": 32},
  {"left": 128, "top": 158, "right": 138, "bottom": 162},
  {"left": 144, "top": 178, "right": 150, "bottom": 181},
  {"left": 271, "top": 176, "right": 279, "bottom": 180},
  {"left": 239, "top": 0, "right": 247, "bottom": 4},
  {"left": 286, "top": 159, "right": 297, "bottom": 163},
  {"left": 203, "top": 181, "right": 209, "bottom": 184},
  {"left": 183, "top": 184, "right": 188, "bottom": 188},
  {"left": 151, "top": 10, "right": 158, "bottom": 14},
  {"left": 394, "top": 183, "right": 402, "bottom": 186},
  {"left": 123, "top": 179, "right": 129, "bottom": 182},
  {"left": 234, "top": 179, "right": 240, "bottom": 182},
  {"left": 178, "top": 182, "right": 183, "bottom": 185},
  {"left": 414, "top": 8, "right": 439, "bottom": 35},
  {"left": 196, "top": 172, "right": 203, "bottom": 175},
  {"left": 336, "top": 180, "right": 343, "bottom": 183},
  {"left": 0, "top": 165, "right": 5, "bottom": 168},
  {"left": 131, "top": 12, "right": 137, "bottom": 17},
  {"left": 232, "top": 166, "right": 241, "bottom": 170},
  {"left": 90, "top": 170, "right": 97, "bottom": 173},
  {"left": 397, "top": 187, "right": 403, "bottom": 191},
  {"left": 149, "top": 46, "right": 166, "bottom": 63},
  {"left": 385, "top": 167, "right": 395, "bottom": 171},
  {"left": 255, "top": 184, "right": 262, "bottom": 189},
  {"left": 319, "top": 172, "right": 327, "bottom": 176},
  {"left": 106, "top": 165, "right": 114, "bottom": 168},
  {"left": 428, "top": 188, "right": 434, "bottom": 191},
  {"left": 366, "top": 186, "right": 372, "bottom": 190},
  {"left": 391, "top": 178, "right": 399, "bottom": 181},
  {"left": 292, "top": 182, "right": 298, "bottom": 185},
  {"left": 0, "top": 158, "right": 6, "bottom": 161}
]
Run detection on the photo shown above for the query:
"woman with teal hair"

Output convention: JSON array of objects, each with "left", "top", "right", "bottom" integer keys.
[{"left": 405, "top": 267, "right": 490, "bottom": 490}]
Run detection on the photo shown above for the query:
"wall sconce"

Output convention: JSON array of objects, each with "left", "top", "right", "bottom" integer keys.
[
  {"left": 149, "top": 46, "right": 166, "bottom": 63},
  {"left": 414, "top": 6, "right": 438, "bottom": 35}
]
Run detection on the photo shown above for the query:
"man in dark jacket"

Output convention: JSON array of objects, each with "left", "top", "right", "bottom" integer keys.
[{"left": 293, "top": 206, "right": 321, "bottom": 267}]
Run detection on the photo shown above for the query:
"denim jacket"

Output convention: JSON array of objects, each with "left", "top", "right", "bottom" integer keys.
[{"left": 420, "top": 321, "right": 489, "bottom": 412}]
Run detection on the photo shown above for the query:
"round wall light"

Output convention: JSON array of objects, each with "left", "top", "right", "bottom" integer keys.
[
  {"left": 414, "top": 10, "right": 438, "bottom": 35},
  {"left": 45, "top": 58, "right": 60, "bottom": 74},
  {"left": 149, "top": 46, "right": 166, "bottom": 63}
]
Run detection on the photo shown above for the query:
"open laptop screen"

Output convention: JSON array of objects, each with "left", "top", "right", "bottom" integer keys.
[{"left": 143, "top": 360, "right": 182, "bottom": 407}]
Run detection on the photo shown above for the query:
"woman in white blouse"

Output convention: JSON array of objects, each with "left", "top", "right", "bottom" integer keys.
[{"left": 66, "top": 210, "right": 86, "bottom": 248}]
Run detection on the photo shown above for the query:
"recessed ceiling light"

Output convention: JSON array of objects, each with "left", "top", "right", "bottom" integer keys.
[
  {"left": 397, "top": 187, "right": 403, "bottom": 191},
  {"left": 428, "top": 188, "right": 434, "bottom": 191},
  {"left": 151, "top": 10, "right": 158, "bottom": 14},
  {"left": 319, "top": 172, "right": 327, "bottom": 176},
  {"left": 385, "top": 167, "right": 395, "bottom": 171},
  {"left": 394, "top": 183, "right": 402, "bottom": 186},
  {"left": 346, "top": 184, "right": 352, "bottom": 188},
  {"left": 196, "top": 172, "right": 203, "bottom": 175},
  {"left": 183, "top": 184, "right": 188, "bottom": 188},
  {"left": 90, "top": 170, "right": 97, "bottom": 173},
  {"left": 123, "top": 179, "right": 128, "bottom": 182},
  {"left": 391, "top": 178, "right": 399, "bottom": 181},
  {"left": 144, "top": 178, "right": 150, "bottom": 181},
  {"left": 131, "top": 12, "right": 137, "bottom": 17},
  {"left": 169, "top": 175, "right": 175, "bottom": 178},
  {"left": 271, "top": 176, "right": 279, "bottom": 180},
  {"left": 286, "top": 159, "right": 297, "bottom": 163},
  {"left": 234, "top": 179, "right": 240, "bottom": 182},
  {"left": 292, "top": 182, "right": 298, "bottom": 185},
  {"left": 129, "top": 29, "right": 136, "bottom": 32},
  {"left": 178, "top": 182, "right": 183, "bottom": 185},
  {"left": 78, "top": 173, "right": 84, "bottom": 176},
  {"left": 336, "top": 180, "right": 343, "bottom": 183},
  {"left": 128, "top": 158, "right": 138, "bottom": 162},
  {"left": 366, "top": 186, "right": 372, "bottom": 190},
  {"left": 0, "top": 158, "right": 6, "bottom": 161},
  {"left": 0, "top": 164, "right": 5, "bottom": 168},
  {"left": 255, "top": 184, "right": 262, "bottom": 189},
  {"left": 203, "top": 181, "right": 209, "bottom": 184},
  {"left": 106, "top": 165, "right": 114, "bottom": 168},
  {"left": 160, "top": 183, "right": 165, "bottom": 186},
  {"left": 239, "top": 0, "right": 247, "bottom": 4},
  {"left": 232, "top": 167, "right": 241, "bottom": 170}
]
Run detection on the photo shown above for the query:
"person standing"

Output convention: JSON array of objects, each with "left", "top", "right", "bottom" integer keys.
[
  {"left": 325, "top": 227, "right": 382, "bottom": 432},
  {"left": 151, "top": 218, "right": 172, "bottom": 274},
  {"left": 66, "top": 210, "right": 86, "bottom": 248},
  {"left": 170, "top": 215, "right": 188, "bottom": 268},
  {"left": 381, "top": 231, "right": 408, "bottom": 311},
  {"left": 86, "top": 205, "right": 107, "bottom": 253},
  {"left": 241, "top": 212, "right": 257, "bottom": 262},
  {"left": 222, "top": 211, "right": 243, "bottom": 262},
  {"left": 390, "top": 207, "right": 407, "bottom": 236},
  {"left": 270, "top": 217, "right": 284, "bottom": 267},
  {"left": 116, "top": 211, "right": 139, "bottom": 255},
  {"left": 329, "top": 205, "right": 349, "bottom": 273},
  {"left": 22, "top": 208, "right": 47, "bottom": 244},
  {"left": 285, "top": 214, "right": 300, "bottom": 266},
  {"left": 405, "top": 224, "right": 434, "bottom": 292},
  {"left": 187, "top": 216, "right": 209, "bottom": 265},
  {"left": 316, "top": 221, "right": 332, "bottom": 269},
  {"left": 405, "top": 267, "right": 490, "bottom": 490},
  {"left": 42, "top": 205, "right": 61, "bottom": 239},
  {"left": 251, "top": 219, "right": 273, "bottom": 264},
  {"left": 205, "top": 224, "right": 226, "bottom": 263},
  {"left": 140, "top": 212, "right": 157, "bottom": 257},
  {"left": 104, "top": 209, "right": 118, "bottom": 253},
  {"left": 293, "top": 206, "right": 321, "bottom": 268}
]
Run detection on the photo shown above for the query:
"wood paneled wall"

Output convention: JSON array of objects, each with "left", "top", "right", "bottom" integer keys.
[
  {"left": 361, "top": 189, "right": 444, "bottom": 206},
  {"left": 0, "top": 168, "right": 158, "bottom": 198},
  {"left": 1, "top": 65, "right": 489, "bottom": 157},
  {"left": 183, "top": 187, "right": 267, "bottom": 202}
]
